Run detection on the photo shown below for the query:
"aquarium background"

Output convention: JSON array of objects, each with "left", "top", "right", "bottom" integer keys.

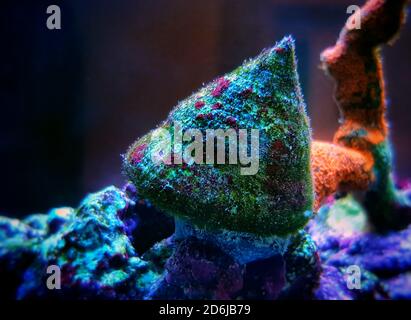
[{"left": 1, "top": 0, "right": 410, "bottom": 217}]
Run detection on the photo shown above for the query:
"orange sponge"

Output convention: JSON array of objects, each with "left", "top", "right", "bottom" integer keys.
[{"left": 312, "top": 141, "right": 373, "bottom": 210}]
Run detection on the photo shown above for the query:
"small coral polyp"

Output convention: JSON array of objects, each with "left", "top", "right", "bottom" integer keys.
[{"left": 124, "top": 36, "right": 313, "bottom": 237}]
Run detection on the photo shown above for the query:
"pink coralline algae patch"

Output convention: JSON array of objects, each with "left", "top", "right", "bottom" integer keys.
[
  {"left": 194, "top": 101, "right": 205, "bottom": 110},
  {"left": 206, "top": 113, "right": 214, "bottom": 120},
  {"left": 212, "top": 77, "right": 230, "bottom": 97},
  {"left": 211, "top": 102, "right": 223, "bottom": 110},
  {"left": 273, "top": 140, "right": 285, "bottom": 152},
  {"left": 240, "top": 87, "right": 253, "bottom": 98},
  {"left": 130, "top": 143, "right": 147, "bottom": 164},
  {"left": 196, "top": 114, "right": 206, "bottom": 121},
  {"left": 196, "top": 113, "right": 214, "bottom": 121},
  {"left": 225, "top": 116, "right": 237, "bottom": 127}
]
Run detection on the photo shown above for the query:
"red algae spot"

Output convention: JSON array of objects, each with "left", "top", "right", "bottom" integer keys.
[
  {"left": 212, "top": 102, "right": 223, "bottom": 110},
  {"left": 273, "top": 140, "right": 284, "bottom": 150},
  {"left": 272, "top": 140, "right": 288, "bottom": 156},
  {"left": 225, "top": 116, "right": 237, "bottom": 126},
  {"left": 197, "top": 113, "right": 214, "bottom": 121},
  {"left": 240, "top": 87, "right": 253, "bottom": 98},
  {"left": 212, "top": 77, "right": 230, "bottom": 97},
  {"left": 130, "top": 143, "right": 147, "bottom": 164},
  {"left": 195, "top": 101, "right": 205, "bottom": 110},
  {"left": 274, "top": 47, "right": 285, "bottom": 54},
  {"left": 196, "top": 114, "right": 206, "bottom": 121}
]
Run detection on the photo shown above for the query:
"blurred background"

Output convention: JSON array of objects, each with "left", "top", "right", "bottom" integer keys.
[{"left": 1, "top": 0, "right": 410, "bottom": 217}]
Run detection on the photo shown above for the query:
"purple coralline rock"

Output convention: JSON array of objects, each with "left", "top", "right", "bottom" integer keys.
[
  {"left": 148, "top": 233, "right": 320, "bottom": 300},
  {"left": 148, "top": 237, "right": 244, "bottom": 300},
  {"left": 1, "top": 183, "right": 411, "bottom": 300},
  {"left": 242, "top": 255, "right": 286, "bottom": 300},
  {"left": 380, "top": 273, "right": 411, "bottom": 299},
  {"left": 309, "top": 188, "right": 411, "bottom": 300},
  {"left": 326, "top": 228, "right": 411, "bottom": 275},
  {"left": 314, "top": 265, "right": 354, "bottom": 300},
  {"left": 316, "top": 226, "right": 411, "bottom": 299},
  {"left": 146, "top": 229, "right": 320, "bottom": 300}
]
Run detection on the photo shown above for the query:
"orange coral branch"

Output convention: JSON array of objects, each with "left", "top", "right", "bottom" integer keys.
[
  {"left": 319, "top": 0, "right": 409, "bottom": 230},
  {"left": 321, "top": 0, "right": 407, "bottom": 152}
]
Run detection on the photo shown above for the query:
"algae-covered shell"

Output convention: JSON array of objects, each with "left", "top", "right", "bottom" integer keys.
[{"left": 124, "top": 36, "right": 313, "bottom": 236}]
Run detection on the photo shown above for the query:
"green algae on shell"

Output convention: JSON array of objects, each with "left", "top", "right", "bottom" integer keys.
[{"left": 124, "top": 36, "right": 313, "bottom": 236}]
